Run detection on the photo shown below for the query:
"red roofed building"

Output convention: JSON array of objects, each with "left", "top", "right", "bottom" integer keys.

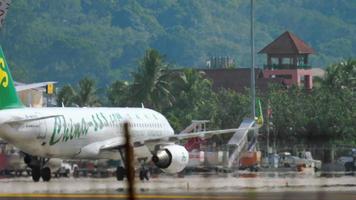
[
  {"left": 173, "top": 31, "right": 315, "bottom": 94},
  {"left": 259, "top": 31, "right": 315, "bottom": 89},
  {"left": 200, "top": 68, "right": 284, "bottom": 94}
]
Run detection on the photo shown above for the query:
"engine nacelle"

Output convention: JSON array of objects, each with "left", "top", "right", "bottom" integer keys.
[{"left": 152, "top": 144, "right": 189, "bottom": 174}]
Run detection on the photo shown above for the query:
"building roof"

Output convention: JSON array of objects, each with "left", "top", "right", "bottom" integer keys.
[
  {"left": 258, "top": 31, "right": 315, "bottom": 55},
  {"left": 198, "top": 68, "right": 285, "bottom": 93}
]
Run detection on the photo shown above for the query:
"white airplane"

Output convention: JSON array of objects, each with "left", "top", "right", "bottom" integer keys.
[{"left": 0, "top": 47, "right": 242, "bottom": 182}]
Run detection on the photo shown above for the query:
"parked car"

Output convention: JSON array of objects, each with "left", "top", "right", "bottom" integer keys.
[{"left": 337, "top": 148, "right": 356, "bottom": 172}]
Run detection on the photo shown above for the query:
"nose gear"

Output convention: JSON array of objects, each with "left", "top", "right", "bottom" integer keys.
[{"left": 24, "top": 154, "right": 51, "bottom": 182}]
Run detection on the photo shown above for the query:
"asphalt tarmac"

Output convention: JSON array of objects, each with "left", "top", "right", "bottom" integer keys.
[
  {"left": 0, "top": 174, "right": 355, "bottom": 200},
  {"left": 0, "top": 192, "right": 356, "bottom": 200}
]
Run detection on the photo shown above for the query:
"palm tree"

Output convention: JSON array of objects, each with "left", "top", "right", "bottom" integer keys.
[
  {"left": 75, "top": 77, "right": 100, "bottom": 107},
  {"left": 56, "top": 84, "right": 76, "bottom": 106},
  {"left": 165, "top": 69, "right": 216, "bottom": 130},
  {"left": 323, "top": 59, "right": 356, "bottom": 89},
  {"left": 130, "top": 49, "right": 173, "bottom": 110},
  {"left": 107, "top": 80, "right": 130, "bottom": 106}
]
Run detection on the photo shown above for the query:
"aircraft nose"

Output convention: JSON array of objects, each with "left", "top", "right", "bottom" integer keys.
[{"left": 169, "top": 126, "right": 174, "bottom": 135}]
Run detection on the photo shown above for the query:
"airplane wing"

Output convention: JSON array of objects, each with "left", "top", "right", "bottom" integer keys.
[
  {"left": 88, "top": 118, "right": 256, "bottom": 155},
  {"left": 99, "top": 126, "right": 256, "bottom": 151},
  {"left": 100, "top": 137, "right": 126, "bottom": 150},
  {"left": 147, "top": 125, "right": 257, "bottom": 147},
  {"left": 15, "top": 82, "right": 56, "bottom": 92},
  {"left": 81, "top": 137, "right": 126, "bottom": 156},
  {"left": 144, "top": 128, "right": 244, "bottom": 144}
]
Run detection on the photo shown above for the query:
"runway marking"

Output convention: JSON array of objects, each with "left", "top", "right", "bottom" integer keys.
[{"left": 0, "top": 193, "right": 243, "bottom": 199}]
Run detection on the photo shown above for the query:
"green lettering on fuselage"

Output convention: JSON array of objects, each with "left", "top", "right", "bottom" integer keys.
[
  {"left": 92, "top": 115, "right": 98, "bottom": 131},
  {"left": 49, "top": 116, "right": 92, "bottom": 146},
  {"left": 49, "top": 117, "right": 62, "bottom": 145},
  {"left": 81, "top": 118, "right": 89, "bottom": 135},
  {"left": 96, "top": 113, "right": 104, "bottom": 130},
  {"left": 100, "top": 113, "right": 109, "bottom": 126},
  {"left": 62, "top": 117, "right": 70, "bottom": 142}
]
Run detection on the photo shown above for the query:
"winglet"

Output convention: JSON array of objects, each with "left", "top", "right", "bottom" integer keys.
[{"left": 255, "top": 98, "right": 264, "bottom": 128}]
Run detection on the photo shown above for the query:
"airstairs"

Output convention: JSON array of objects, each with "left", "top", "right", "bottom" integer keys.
[
  {"left": 227, "top": 118, "right": 256, "bottom": 168},
  {"left": 181, "top": 119, "right": 257, "bottom": 169},
  {"left": 179, "top": 120, "right": 209, "bottom": 134},
  {"left": 181, "top": 120, "right": 209, "bottom": 152}
]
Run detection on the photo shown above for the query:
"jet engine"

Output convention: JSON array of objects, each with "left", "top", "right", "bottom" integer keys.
[{"left": 152, "top": 144, "right": 189, "bottom": 173}]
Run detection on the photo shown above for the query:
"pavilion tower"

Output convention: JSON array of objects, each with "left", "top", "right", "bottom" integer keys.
[{"left": 259, "top": 31, "right": 315, "bottom": 89}]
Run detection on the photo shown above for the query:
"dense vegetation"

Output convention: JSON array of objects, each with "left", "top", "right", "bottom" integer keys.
[
  {"left": 266, "top": 61, "right": 356, "bottom": 147},
  {"left": 0, "top": 0, "right": 355, "bottom": 84},
  {"left": 58, "top": 49, "right": 356, "bottom": 148}
]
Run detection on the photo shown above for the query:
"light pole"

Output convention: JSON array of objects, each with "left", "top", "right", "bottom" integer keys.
[{"left": 250, "top": 0, "right": 256, "bottom": 120}]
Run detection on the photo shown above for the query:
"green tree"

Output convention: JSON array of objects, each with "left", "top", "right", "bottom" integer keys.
[
  {"left": 268, "top": 84, "right": 297, "bottom": 146},
  {"left": 323, "top": 59, "right": 356, "bottom": 90},
  {"left": 267, "top": 59, "right": 356, "bottom": 147},
  {"left": 305, "top": 60, "right": 356, "bottom": 145},
  {"left": 107, "top": 80, "right": 130, "bottom": 106},
  {"left": 212, "top": 89, "right": 250, "bottom": 129},
  {"left": 165, "top": 69, "right": 216, "bottom": 131},
  {"left": 56, "top": 84, "right": 76, "bottom": 106},
  {"left": 305, "top": 86, "right": 354, "bottom": 144},
  {"left": 130, "top": 49, "right": 173, "bottom": 110},
  {"left": 75, "top": 77, "right": 100, "bottom": 107}
]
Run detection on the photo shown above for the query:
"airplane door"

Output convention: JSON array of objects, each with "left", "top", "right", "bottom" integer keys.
[{"left": 37, "top": 120, "right": 47, "bottom": 140}]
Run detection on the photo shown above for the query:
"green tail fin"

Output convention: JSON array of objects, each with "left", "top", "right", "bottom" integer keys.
[{"left": 0, "top": 47, "right": 23, "bottom": 110}]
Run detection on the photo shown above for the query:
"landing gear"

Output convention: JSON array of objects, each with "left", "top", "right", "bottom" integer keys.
[
  {"left": 41, "top": 167, "right": 51, "bottom": 182},
  {"left": 116, "top": 145, "right": 151, "bottom": 182},
  {"left": 139, "top": 166, "right": 149, "bottom": 181},
  {"left": 116, "top": 166, "right": 126, "bottom": 181},
  {"left": 24, "top": 154, "right": 32, "bottom": 165},
  {"left": 32, "top": 166, "right": 41, "bottom": 182},
  {"left": 24, "top": 154, "right": 51, "bottom": 182},
  {"left": 116, "top": 147, "right": 126, "bottom": 181}
]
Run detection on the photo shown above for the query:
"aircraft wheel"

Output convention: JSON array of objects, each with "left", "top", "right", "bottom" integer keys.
[
  {"left": 26, "top": 169, "right": 32, "bottom": 176},
  {"left": 15, "top": 170, "right": 22, "bottom": 177},
  {"left": 116, "top": 166, "right": 126, "bottom": 181},
  {"left": 24, "top": 154, "right": 32, "bottom": 165},
  {"left": 73, "top": 167, "right": 79, "bottom": 178},
  {"left": 32, "top": 167, "right": 41, "bottom": 182},
  {"left": 139, "top": 168, "right": 149, "bottom": 181},
  {"left": 41, "top": 167, "right": 51, "bottom": 182}
]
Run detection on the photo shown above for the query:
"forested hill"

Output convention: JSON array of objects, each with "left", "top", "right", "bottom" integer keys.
[{"left": 0, "top": 0, "right": 355, "bottom": 84}]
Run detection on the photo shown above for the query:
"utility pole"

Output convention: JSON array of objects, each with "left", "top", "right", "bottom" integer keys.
[
  {"left": 250, "top": 0, "right": 259, "bottom": 153},
  {"left": 250, "top": 0, "right": 256, "bottom": 120},
  {"left": 266, "top": 102, "right": 270, "bottom": 156}
]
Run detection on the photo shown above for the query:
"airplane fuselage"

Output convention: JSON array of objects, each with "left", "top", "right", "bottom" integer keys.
[{"left": 0, "top": 107, "right": 174, "bottom": 160}]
